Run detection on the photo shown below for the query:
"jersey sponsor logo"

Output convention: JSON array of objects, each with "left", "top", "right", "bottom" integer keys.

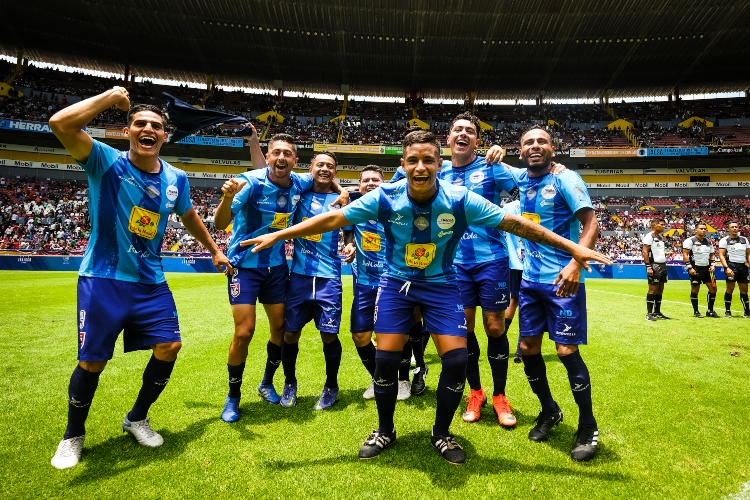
[
  {"left": 258, "top": 195, "right": 274, "bottom": 205},
  {"left": 388, "top": 213, "right": 408, "bottom": 226},
  {"left": 526, "top": 187, "right": 537, "bottom": 200},
  {"left": 362, "top": 231, "right": 382, "bottom": 252},
  {"left": 540, "top": 200, "right": 554, "bottom": 207},
  {"left": 414, "top": 216, "right": 429, "bottom": 231},
  {"left": 270, "top": 212, "right": 292, "bottom": 229},
  {"left": 469, "top": 171, "right": 485, "bottom": 183},
  {"left": 496, "top": 281, "right": 507, "bottom": 289},
  {"left": 230, "top": 283, "right": 240, "bottom": 298},
  {"left": 165, "top": 202, "right": 175, "bottom": 208},
  {"left": 461, "top": 231, "right": 478, "bottom": 240},
  {"left": 559, "top": 309, "right": 574, "bottom": 318},
  {"left": 437, "top": 214, "right": 456, "bottom": 229},
  {"left": 456, "top": 303, "right": 465, "bottom": 312},
  {"left": 522, "top": 212, "right": 540, "bottom": 224},
  {"left": 128, "top": 206, "right": 160, "bottom": 240},
  {"left": 277, "top": 195, "right": 288, "bottom": 207},
  {"left": 364, "top": 260, "right": 384, "bottom": 268},
  {"left": 453, "top": 177, "right": 464, "bottom": 186},
  {"left": 166, "top": 185, "right": 179, "bottom": 201},
  {"left": 310, "top": 199, "right": 323, "bottom": 210},
  {"left": 146, "top": 185, "right": 160, "bottom": 199},
  {"left": 541, "top": 185, "right": 557, "bottom": 199},
  {"left": 300, "top": 217, "right": 322, "bottom": 242},
  {"left": 438, "top": 230, "right": 453, "bottom": 238},
  {"left": 127, "top": 244, "right": 152, "bottom": 258},
  {"left": 79, "top": 331, "right": 86, "bottom": 349},
  {"left": 291, "top": 195, "right": 300, "bottom": 207},
  {"left": 405, "top": 243, "right": 436, "bottom": 269}
]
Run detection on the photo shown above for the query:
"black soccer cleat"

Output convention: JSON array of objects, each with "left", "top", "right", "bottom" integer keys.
[
  {"left": 645, "top": 313, "right": 657, "bottom": 322},
  {"left": 359, "top": 429, "right": 396, "bottom": 460},
  {"left": 653, "top": 313, "right": 671, "bottom": 320},
  {"left": 744, "top": 313, "right": 750, "bottom": 319},
  {"left": 431, "top": 434, "right": 466, "bottom": 465},
  {"left": 410, "top": 366, "right": 428, "bottom": 396},
  {"left": 725, "top": 311, "right": 733, "bottom": 318},
  {"left": 693, "top": 311, "right": 704, "bottom": 318},
  {"left": 513, "top": 353, "right": 523, "bottom": 364},
  {"left": 570, "top": 424, "right": 599, "bottom": 461},
  {"left": 705, "top": 311, "right": 720, "bottom": 318},
  {"left": 528, "top": 406, "right": 563, "bottom": 442}
]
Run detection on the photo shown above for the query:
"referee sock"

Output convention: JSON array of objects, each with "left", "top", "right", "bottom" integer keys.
[
  {"left": 281, "top": 339, "right": 299, "bottom": 385},
  {"left": 707, "top": 292, "right": 716, "bottom": 312},
  {"left": 227, "top": 362, "right": 245, "bottom": 398},
  {"left": 399, "top": 340, "right": 412, "bottom": 381},
  {"left": 522, "top": 353, "right": 556, "bottom": 412},
  {"left": 356, "top": 342, "right": 377, "bottom": 376},
  {"left": 466, "top": 331, "right": 482, "bottom": 391},
  {"left": 374, "top": 350, "right": 401, "bottom": 433},
  {"left": 654, "top": 294, "right": 663, "bottom": 314},
  {"left": 559, "top": 350, "right": 596, "bottom": 427},
  {"left": 261, "top": 341, "right": 281, "bottom": 386},
  {"left": 409, "top": 321, "right": 426, "bottom": 369},
  {"left": 487, "top": 334, "right": 509, "bottom": 396},
  {"left": 690, "top": 292, "right": 699, "bottom": 313},
  {"left": 433, "top": 347, "right": 468, "bottom": 437},
  {"left": 646, "top": 293, "right": 655, "bottom": 314},
  {"left": 129, "top": 355, "right": 175, "bottom": 422},
  {"left": 741, "top": 294, "right": 750, "bottom": 314},
  {"left": 725, "top": 293, "right": 733, "bottom": 313},
  {"left": 322, "top": 338, "right": 342, "bottom": 389},
  {"left": 63, "top": 365, "right": 101, "bottom": 439}
]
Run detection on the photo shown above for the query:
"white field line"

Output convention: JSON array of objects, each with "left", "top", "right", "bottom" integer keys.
[
  {"left": 587, "top": 288, "right": 746, "bottom": 314},
  {"left": 723, "top": 480, "right": 750, "bottom": 500}
]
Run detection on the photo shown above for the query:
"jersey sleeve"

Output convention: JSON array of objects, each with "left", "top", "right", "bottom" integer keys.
[
  {"left": 464, "top": 190, "right": 506, "bottom": 227},
  {"left": 342, "top": 189, "right": 380, "bottom": 225},
  {"left": 389, "top": 167, "right": 406, "bottom": 182},
  {"left": 77, "top": 139, "right": 121, "bottom": 178},
  {"left": 230, "top": 175, "right": 254, "bottom": 215},
  {"left": 173, "top": 173, "right": 193, "bottom": 217},
  {"left": 718, "top": 238, "right": 728, "bottom": 249},
  {"left": 492, "top": 163, "right": 518, "bottom": 193},
  {"left": 682, "top": 238, "right": 693, "bottom": 250},
  {"left": 558, "top": 171, "right": 594, "bottom": 214},
  {"left": 642, "top": 233, "right": 653, "bottom": 246},
  {"left": 294, "top": 172, "right": 314, "bottom": 192}
]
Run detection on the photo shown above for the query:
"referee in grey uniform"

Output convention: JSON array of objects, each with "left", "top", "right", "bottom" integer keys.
[
  {"left": 682, "top": 222, "right": 719, "bottom": 318},
  {"left": 717, "top": 220, "right": 750, "bottom": 318},
  {"left": 642, "top": 218, "right": 670, "bottom": 321}
]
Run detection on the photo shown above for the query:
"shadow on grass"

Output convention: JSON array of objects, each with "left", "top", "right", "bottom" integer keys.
[{"left": 264, "top": 431, "right": 628, "bottom": 491}]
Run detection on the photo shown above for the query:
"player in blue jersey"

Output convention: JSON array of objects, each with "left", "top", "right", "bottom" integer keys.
[
  {"left": 241, "top": 130, "right": 609, "bottom": 464},
  {"left": 213, "top": 129, "right": 348, "bottom": 422},
  {"left": 502, "top": 199, "right": 526, "bottom": 364},
  {"left": 510, "top": 126, "right": 601, "bottom": 462},
  {"left": 48, "top": 87, "right": 231, "bottom": 469},
  {"left": 277, "top": 151, "right": 352, "bottom": 410}
]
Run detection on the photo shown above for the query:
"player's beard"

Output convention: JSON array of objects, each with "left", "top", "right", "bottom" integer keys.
[{"left": 525, "top": 159, "right": 552, "bottom": 173}]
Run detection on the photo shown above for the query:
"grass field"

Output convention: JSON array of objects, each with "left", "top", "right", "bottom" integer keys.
[{"left": 2, "top": 271, "right": 749, "bottom": 499}]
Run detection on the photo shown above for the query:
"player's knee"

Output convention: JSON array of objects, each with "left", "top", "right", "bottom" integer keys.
[
  {"left": 352, "top": 332, "right": 372, "bottom": 347},
  {"left": 153, "top": 341, "right": 182, "bottom": 360},
  {"left": 284, "top": 331, "right": 301, "bottom": 343},
  {"left": 556, "top": 343, "right": 578, "bottom": 357},
  {"left": 520, "top": 336, "right": 542, "bottom": 355},
  {"left": 440, "top": 347, "right": 468, "bottom": 378},
  {"left": 233, "top": 326, "right": 255, "bottom": 344},
  {"left": 79, "top": 360, "right": 107, "bottom": 372}
]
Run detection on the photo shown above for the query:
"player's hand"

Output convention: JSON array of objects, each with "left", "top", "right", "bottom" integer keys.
[
  {"left": 211, "top": 250, "right": 233, "bottom": 275},
  {"left": 554, "top": 261, "right": 582, "bottom": 297},
  {"left": 111, "top": 86, "right": 130, "bottom": 111},
  {"left": 331, "top": 189, "right": 350, "bottom": 208},
  {"left": 240, "top": 233, "right": 278, "bottom": 252},
  {"left": 688, "top": 267, "right": 697, "bottom": 276},
  {"left": 221, "top": 178, "right": 247, "bottom": 198},
  {"left": 550, "top": 162, "right": 567, "bottom": 175},
  {"left": 485, "top": 145, "right": 505, "bottom": 164},
  {"left": 563, "top": 245, "right": 610, "bottom": 274},
  {"left": 727, "top": 268, "right": 734, "bottom": 276},
  {"left": 646, "top": 267, "right": 654, "bottom": 275},
  {"left": 343, "top": 243, "right": 356, "bottom": 263}
]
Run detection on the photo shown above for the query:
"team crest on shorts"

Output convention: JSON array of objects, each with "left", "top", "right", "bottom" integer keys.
[
  {"left": 79, "top": 331, "right": 86, "bottom": 349},
  {"left": 230, "top": 283, "right": 241, "bottom": 298}
]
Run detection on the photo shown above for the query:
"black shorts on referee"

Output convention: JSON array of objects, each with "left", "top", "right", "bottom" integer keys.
[
  {"left": 726, "top": 262, "right": 750, "bottom": 284},
  {"left": 647, "top": 262, "right": 668, "bottom": 284},
  {"left": 689, "top": 265, "right": 713, "bottom": 285}
]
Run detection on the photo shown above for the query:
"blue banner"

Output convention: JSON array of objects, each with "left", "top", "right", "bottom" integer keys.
[
  {"left": 173, "top": 135, "right": 244, "bottom": 148},
  {"left": 0, "top": 119, "right": 54, "bottom": 134},
  {"left": 637, "top": 147, "right": 708, "bottom": 157}
]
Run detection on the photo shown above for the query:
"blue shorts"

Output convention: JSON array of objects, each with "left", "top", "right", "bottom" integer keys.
[
  {"left": 509, "top": 269, "right": 522, "bottom": 299},
  {"left": 228, "top": 264, "right": 288, "bottom": 305},
  {"left": 374, "top": 276, "right": 467, "bottom": 337},
  {"left": 284, "top": 274, "right": 343, "bottom": 334},
  {"left": 76, "top": 277, "right": 181, "bottom": 361},
  {"left": 518, "top": 280, "right": 588, "bottom": 345},
  {"left": 351, "top": 280, "right": 378, "bottom": 333},
  {"left": 456, "top": 259, "right": 510, "bottom": 311}
]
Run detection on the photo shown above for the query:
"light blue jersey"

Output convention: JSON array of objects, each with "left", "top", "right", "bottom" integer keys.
[
  {"left": 440, "top": 156, "right": 517, "bottom": 264},
  {"left": 511, "top": 169, "right": 593, "bottom": 284},
  {"left": 77, "top": 140, "right": 192, "bottom": 284},
  {"left": 504, "top": 200, "right": 524, "bottom": 271},
  {"left": 227, "top": 169, "right": 313, "bottom": 268},
  {"left": 352, "top": 220, "right": 387, "bottom": 286},
  {"left": 290, "top": 191, "right": 348, "bottom": 279},
  {"left": 342, "top": 179, "right": 506, "bottom": 283}
]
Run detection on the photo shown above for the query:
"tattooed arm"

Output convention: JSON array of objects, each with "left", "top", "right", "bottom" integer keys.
[{"left": 553, "top": 208, "right": 599, "bottom": 297}]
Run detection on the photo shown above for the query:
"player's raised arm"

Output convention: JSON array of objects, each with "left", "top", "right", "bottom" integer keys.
[
  {"left": 498, "top": 213, "right": 610, "bottom": 271},
  {"left": 241, "top": 210, "right": 351, "bottom": 252},
  {"left": 49, "top": 86, "right": 130, "bottom": 162},
  {"left": 245, "top": 124, "right": 268, "bottom": 170}
]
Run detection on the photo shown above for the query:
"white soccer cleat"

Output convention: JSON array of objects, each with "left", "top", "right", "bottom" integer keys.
[
  {"left": 122, "top": 415, "right": 164, "bottom": 447},
  {"left": 51, "top": 435, "right": 85, "bottom": 470},
  {"left": 363, "top": 379, "right": 376, "bottom": 400},
  {"left": 397, "top": 380, "right": 411, "bottom": 401}
]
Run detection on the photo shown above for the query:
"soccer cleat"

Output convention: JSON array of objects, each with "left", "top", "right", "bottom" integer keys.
[
  {"left": 645, "top": 313, "right": 657, "bottom": 322},
  {"left": 462, "top": 388, "right": 487, "bottom": 423},
  {"left": 744, "top": 312, "right": 750, "bottom": 319},
  {"left": 570, "top": 424, "right": 599, "bottom": 461},
  {"left": 725, "top": 311, "right": 733, "bottom": 318},
  {"left": 492, "top": 394, "right": 517, "bottom": 428},
  {"left": 221, "top": 396, "right": 241, "bottom": 423},
  {"left": 51, "top": 435, "right": 85, "bottom": 470},
  {"left": 528, "top": 406, "right": 563, "bottom": 442},
  {"left": 653, "top": 313, "right": 671, "bottom": 320},
  {"left": 397, "top": 380, "right": 412, "bottom": 401},
  {"left": 693, "top": 311, "right": 704, "bottom": 318},
  {"left": 122, "top": 415, "right": 164, "bottom": 447},
  {"left": 280, "top": 383, "right": 298, "bottom": 408},
  {"left": 257, "top": 383, "right": 281, "bottom": 404},
  {"left": 359, "top": 429, "right": 396, "bottom": 459},
  {"left": 705, "top": 311, "right": 720, "bottom": 318},
  {"left": 411, "top": 366, "right": 428, "bottom": 396},
  {"left": 513, "top": 353, "right": 523, "bottom": 364},
  {"left": 314, "top": 386, "right": 339, "bottom": 410},
  {"left": 363, "top": 379, "right": 376, "bottom": 400},
  {"left": 431, "top": 434, "right": 466, "bottom": 465}
]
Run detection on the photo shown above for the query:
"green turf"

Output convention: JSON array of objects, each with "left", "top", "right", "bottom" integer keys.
[{"left": 1, "top": 272, "right": 749, "bottom": 499}]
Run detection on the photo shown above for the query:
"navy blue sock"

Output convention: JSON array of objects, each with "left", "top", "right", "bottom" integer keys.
[
  {"left": 281, "top": 338, "right": 299, "bottom": 385},
  {"left": 690, "top": 292, "right": 699, "bottom": 313},
  {"left": 707, "top": 292, "right": 716, "bottom": 312},
  {"left": 465, "top": 331, "right": 482, "bottom": 391},
  {"left": 409, "top": 321, "right": 425, "bottom": 369},
  {"left": 487, "top": 334, "right": 509, "bottom": 396},
  {"left": 227, "top": 362, "right": 245, "bottom": 398},
  {"left": 323, "top": 338, "right": 342, "bottom": 389},
  {"left": 63, "top": 365, "right": 101, "bottom": 439},
  {"left": 129, "top": 355, "right": 175, "bottom": 421},
  {"left": 374, "top": 350, "right": 401, "bottom": 433},
  {"left": 559, "top": 350, "right": 596, "bottom": 426},
  {"left": 356, "top": 342, "right": 377, "bottom": 376},
  {"left": 421, "top": 330, "right": 430, "bottom": 353},
  {"left": 522, "top": 353, "right": 556, "bottom": 412},
  {"left": 433, "top": 348, "right": 468, "bottom": 437},
  {"left": 399, "top": 340, "right": 412, "bottom": 381},
  {"left": 725, "top": 293, "right": 733, "bottom": 313},
  {"left": 261, "top": 341, "right": 281, "bottom": 385}
]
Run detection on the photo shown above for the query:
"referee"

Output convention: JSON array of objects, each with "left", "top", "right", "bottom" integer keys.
[
  {"left": 717, "top": 221, "right": 750, "bottom": 318},
  {"left": 682, "top": 223, "right": 719, "bottom": 318},
  {"left": 642, "top": 218, "right": 670, "bottom": 321}
]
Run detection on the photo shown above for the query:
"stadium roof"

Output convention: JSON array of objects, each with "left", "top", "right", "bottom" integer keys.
[{"left": 2, "top": 0, "right": 750, "bottom": 100}]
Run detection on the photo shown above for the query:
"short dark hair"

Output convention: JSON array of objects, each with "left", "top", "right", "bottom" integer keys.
[
  {"left": 696, "top": 222, "right": 707, "bottom": 227},
  {"left": 360, "top": 165, "right": 384, "bottom": 180},
  {"left": 127, "top": 104, "right": 167, "bottom": 126},
  {"left": 451, "top": 112, "right": 480, "bottom": 136},
  {"left": 521, "top": 124, "right": 550, "bottom": 139},
  {"left": 403, "top": 130, "right": 441, "bottom": 158},
  {"left": 311, "top": 151, "right": 338, "bottom": 167},
  {"left": 269, "top": 133, "right": 297, "bottom": 154},
  {"left": 726, "top": 220, "right": 739, "bottom": 226}
]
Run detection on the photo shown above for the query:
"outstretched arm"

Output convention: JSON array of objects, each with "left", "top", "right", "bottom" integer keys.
[
  {"left": 240, "top": 210, "right": 351, "bottom": 252},
  {"left": 554, "top": 208, "right": 599, "bottom": 296}
]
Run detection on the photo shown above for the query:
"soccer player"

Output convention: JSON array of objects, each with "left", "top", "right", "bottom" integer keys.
[
  {"left": 717, "top": 221, "right": 750, "bottom": 318},
  {"left": 240, "top": 130, "right": 609, "bottom": 464},
  {"left": 277, "top": 151, "right": 352, "bottom": 409},
  {"left": 502, "top": 199, "right": 525, "bottom": 363},
  {"left": 682, "top": 223, "right": 719, "bottom": 318},
  {"left": 642, "top": 218, "right": 670, "bottom": 321},
  {"left": 510, "top": 126, "right": 602, "bottom": 462},
  {"left": 214, "top": 130, "right": 348, "bottom": 422},
  {"left": 48, "top": 87, "right": 231, "bottom": 469}
]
